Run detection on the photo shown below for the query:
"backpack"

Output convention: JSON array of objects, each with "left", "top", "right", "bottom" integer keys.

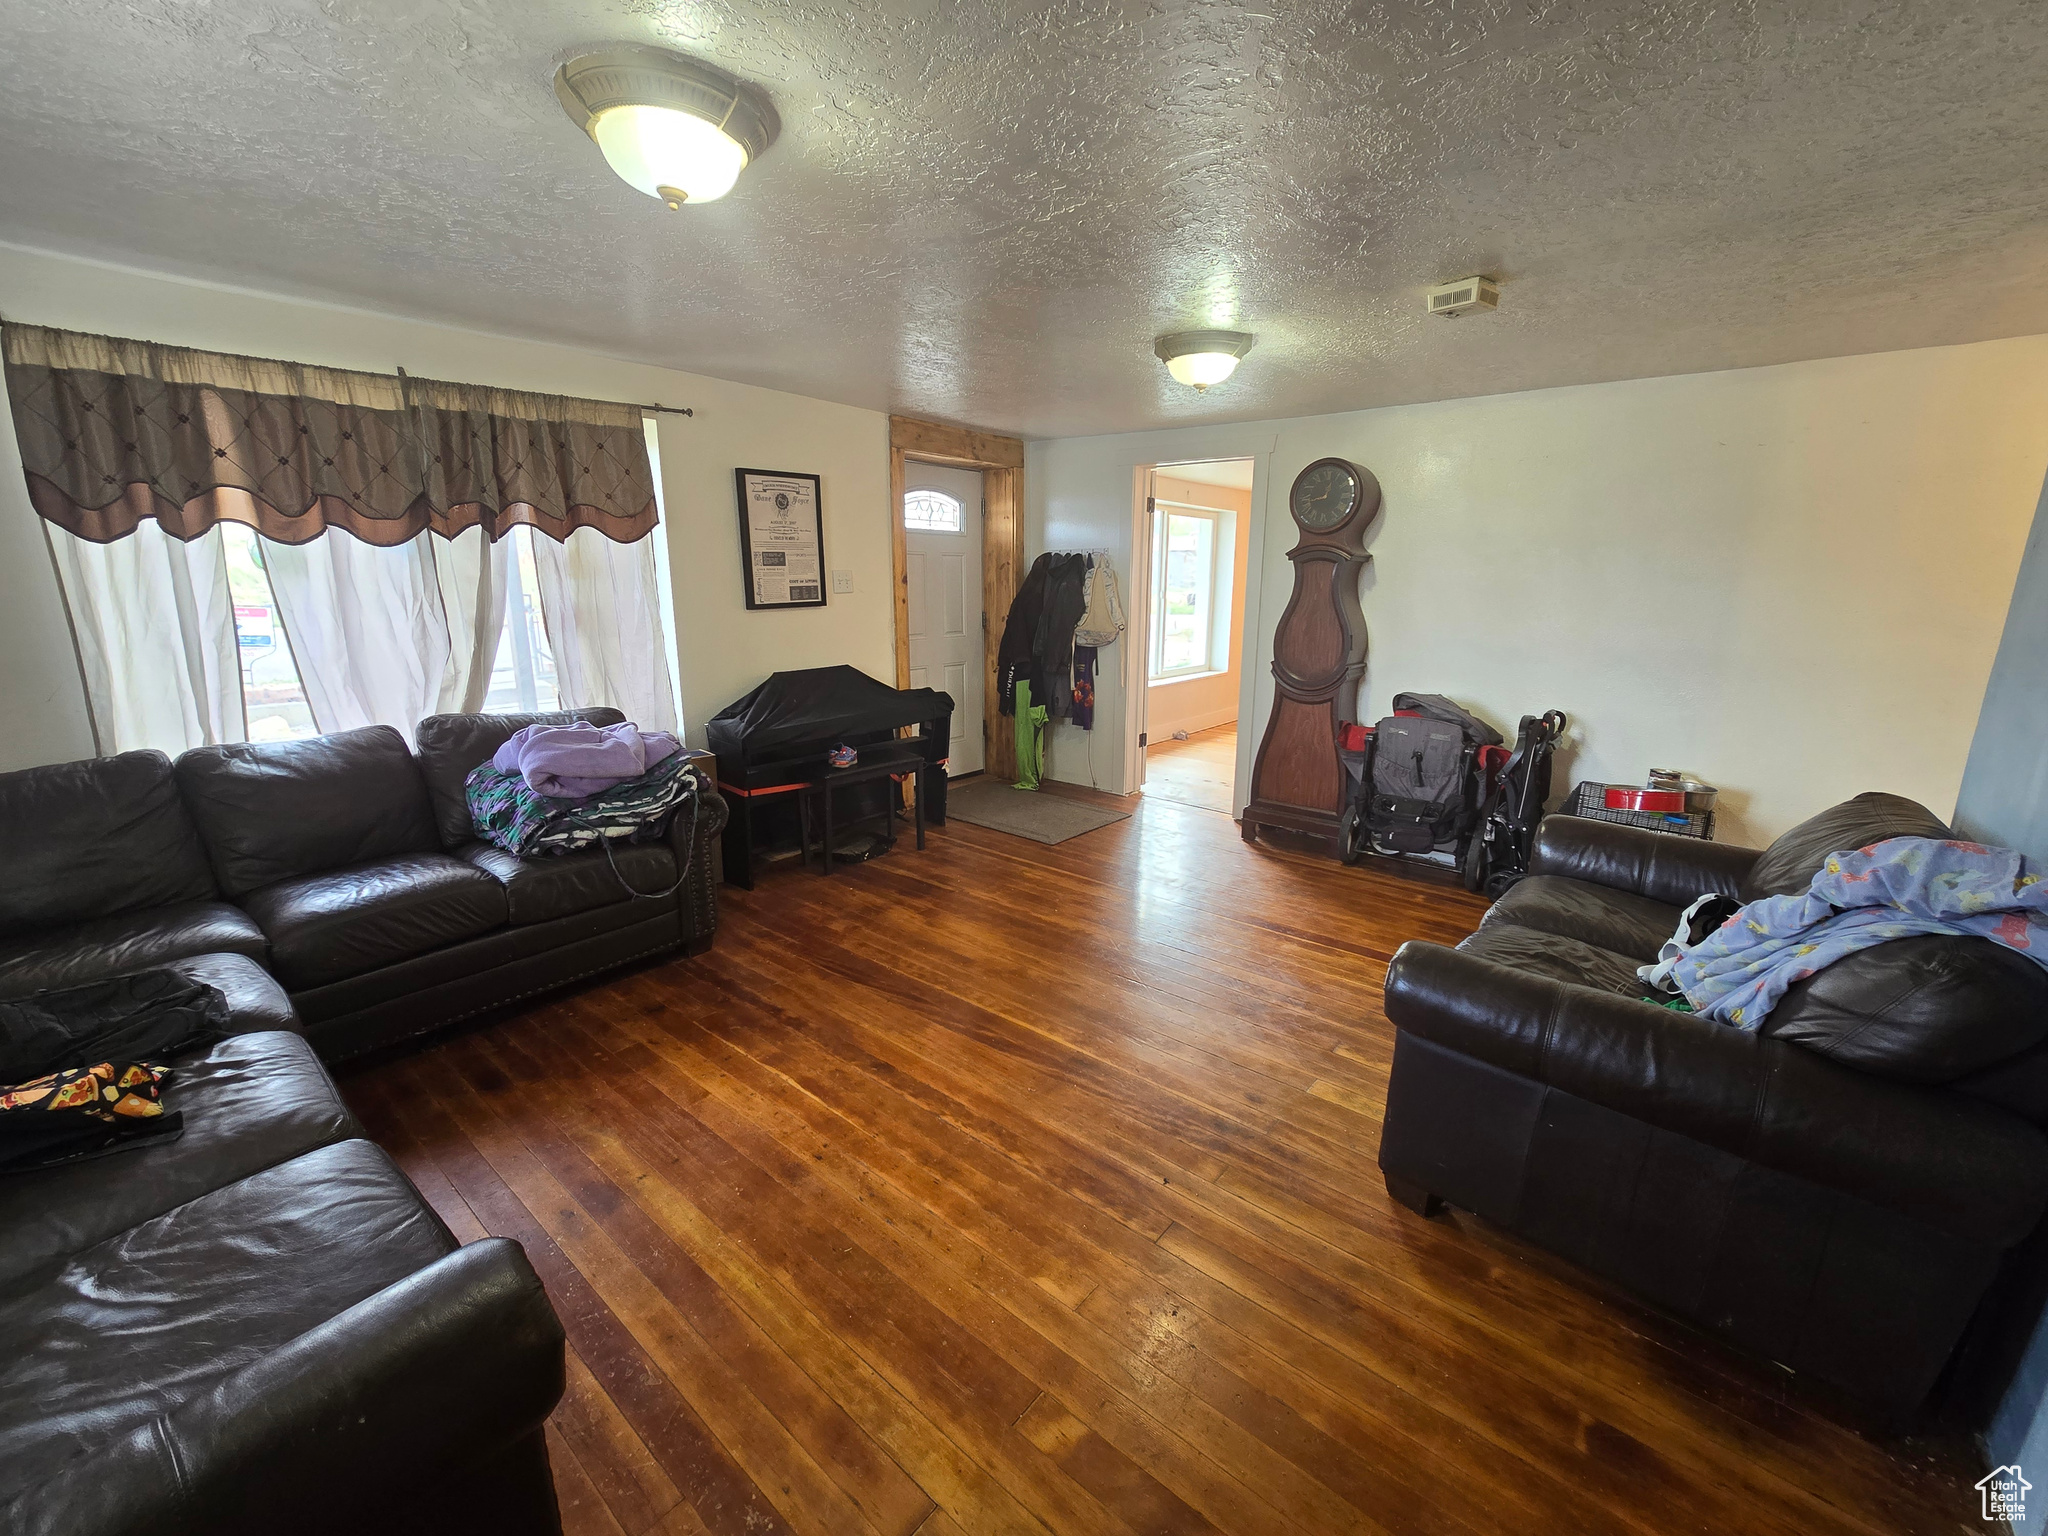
[{"left": 1365, "top": 693, "right": 1503, "bottom": 855}]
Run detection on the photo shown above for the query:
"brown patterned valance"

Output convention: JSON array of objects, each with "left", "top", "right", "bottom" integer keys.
[{"left": 2, "top": 323, "right": 658, "bottom": 546}]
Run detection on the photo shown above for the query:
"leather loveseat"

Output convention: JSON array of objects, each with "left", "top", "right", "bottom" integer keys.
[
  {"left": 0, "top": 960, "right": 566, "bottom": 1534},
  {"left": 1378, "top": 793, "right": 2048, "bottom": 1421},
  {"left": 0, "top": 707, "right": 726, "bottom": 1061}
]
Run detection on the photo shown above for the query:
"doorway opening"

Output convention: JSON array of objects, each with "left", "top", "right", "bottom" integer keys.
[
  {"left": 1137, "top": 457, "right": 1255, "bottom": 816},
  {"left": 888, "top": 417, "right": 1026, "bottom": 784}
]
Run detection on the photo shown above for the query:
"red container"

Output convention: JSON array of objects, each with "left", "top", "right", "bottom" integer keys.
[{"left": 1605, "top": 786, "right": 1688, "bottom": 813}]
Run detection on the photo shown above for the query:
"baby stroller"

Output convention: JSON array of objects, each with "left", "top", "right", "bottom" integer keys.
[
  {"left": 1339, "top": 694, "right": 1503, "bottom": 868},
  {"left": 1462, "top": 709, "right": 1569, "bottom": 897}
]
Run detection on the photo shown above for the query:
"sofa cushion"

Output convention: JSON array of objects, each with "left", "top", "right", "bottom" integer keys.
[
  {"left": 415, "top": 708, "right": 625, "bottom": 848},
  {"left": 0, "top": 1139, "right": 453, "bottom": 1490},
  {"left": 1740, "top": 792, "right": 1951, "bottom": 901},
  {"left": 157, "top": 953, "right": 301, "bottom": 1036},
  {"left": 1954, "top": 1046, "right": 2048, "bottom": 1124},
  {"left": 1760, "top": 934, "right": 2048, "bottom": 1083},
  {"left": 1457, "top": 922, "right": 1650, "bottom": 1000},
  {"left": 174, "top": 727, "right": 440, "bottom": 897},
  {"left": 242, "top": 854, "right": 509, "bottom": 991},
  {"left": 0, "top": 751, "right": 217, "bottom": 936},
  {"left": 0, "top": 1031, "right": 358, "bottom": 1288},
  {"left": 460, "top": 839, "right": 676, "bottom": 925},
  {"left": 0, "top": 902, "right": 268, "bottom": 1000},
  {"left": 1484, "top": 875, "right": 1681, "bottom": 962}
]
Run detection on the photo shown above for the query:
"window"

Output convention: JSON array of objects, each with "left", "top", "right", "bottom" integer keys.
[
  {"left": 224, "top": 521, "right": 560, "bottom": 734},
  {"left": 1150, "top": 505, "right": 1219, "bottom": 678},
  {"left": 222, "top": 524, "right": 318, "bottom": 742},
  {"left": 903, "top": 489, "right": 964, "bottom": 532},
  {"left": 482, "top": 526, "right": 561, "bottom": 713}
]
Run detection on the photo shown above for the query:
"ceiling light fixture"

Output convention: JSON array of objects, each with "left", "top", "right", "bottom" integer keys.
[
  {"left": 1154, "top": 330, "right": 1255, "bottom": 391},
  {"left": 555, "top": 47, "right": 779, "bottom": 209}
]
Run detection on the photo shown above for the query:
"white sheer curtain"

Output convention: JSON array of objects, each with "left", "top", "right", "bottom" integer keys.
[
  {"left": 431, "top": 528, "right": 511, "bottom": 715},
  {"left": 258, "top": 526, "right": 508, "bottom": 732},
  {"left": 43, "top": 521, "right": 243, "bottom": 755},
  {"left": 529, "top": 525, "right": 677, "bottom": 733}
]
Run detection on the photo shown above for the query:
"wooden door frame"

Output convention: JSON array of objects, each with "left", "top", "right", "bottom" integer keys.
[{"left": 890, "top": 416, "right": 1026, "bottom": 781}]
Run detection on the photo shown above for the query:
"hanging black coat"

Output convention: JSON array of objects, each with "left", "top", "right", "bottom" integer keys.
[
  {"left": 1038, "top": 555, "right": 1089, "bottom": 682},
  {"left": 996, "top": 553, "right": 1053, "bottom": 716},
  {"left": 996, "top": 553, "right": 1088, "bottom": 717}
]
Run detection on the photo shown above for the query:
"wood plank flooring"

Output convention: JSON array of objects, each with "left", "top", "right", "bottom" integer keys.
[
  {"left": 1143, "top": 725, "right": 1238, "bottom": 816},
  {"left": 340, "top": 785, "right": 1987, "bottom": 1536}
]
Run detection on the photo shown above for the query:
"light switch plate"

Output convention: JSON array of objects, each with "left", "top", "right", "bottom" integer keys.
[{"left": 831, "top": 569, "right": 853, "bottom": 593}]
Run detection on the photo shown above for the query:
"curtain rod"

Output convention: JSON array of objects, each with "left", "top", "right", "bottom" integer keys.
[{"left": 394, "top": 365, "right": 693, "bottom": 418}]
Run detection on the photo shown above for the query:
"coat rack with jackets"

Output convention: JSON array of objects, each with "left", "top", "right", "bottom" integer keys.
[{"left": 995, "top": 551, "right": 1123, "bottom": 787}]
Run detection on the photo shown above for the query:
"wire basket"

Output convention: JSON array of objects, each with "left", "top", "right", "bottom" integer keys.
[{"left": 1562, "top": 781, "right": 1716, "bottom": 841}]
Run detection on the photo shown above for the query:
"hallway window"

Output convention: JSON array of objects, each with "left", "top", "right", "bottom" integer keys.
[
  {"left": 1151, "top": 506, "right": 1219, "bottom": 677},
  {"left": 904, "top": 489, "right": 964, "bottom": 532}
]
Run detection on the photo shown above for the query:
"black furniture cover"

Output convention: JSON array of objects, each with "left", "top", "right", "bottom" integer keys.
[
  {"left": 707, "top": 666, "right": 953, "bottom": 888},
  {"left": 707, "top": 665, "right": 952, "bottom": 766}
]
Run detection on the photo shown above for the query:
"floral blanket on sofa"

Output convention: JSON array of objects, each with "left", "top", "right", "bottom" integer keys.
[{"left": 1670, "top": 837, "right": 2048, "bottom": 1029}]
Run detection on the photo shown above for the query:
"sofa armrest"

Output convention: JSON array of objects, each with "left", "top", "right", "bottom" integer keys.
[
  {"left": 1528, "top": 814, "right": 1761, "bottom": 905},
  {"left": 667, "top": 761, "right": 727, "bottom": 946},
  {"left": 3, "top": 1238, "right": 565, "bottom": 1536},
  {"left": 1384, "top": 940, "right": 2048, "bottom": 1245},
  {"left": 693, "top": 782, "right": 732, "bottom": 842}
]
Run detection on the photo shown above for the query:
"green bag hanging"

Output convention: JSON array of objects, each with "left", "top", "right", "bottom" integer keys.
[{"left": 1013, "top": 680, "right": 1048, "bottom": 790}]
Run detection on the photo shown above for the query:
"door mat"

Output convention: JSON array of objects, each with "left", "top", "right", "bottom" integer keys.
[{"left": 942, "top": 778, "right": 1131, "bottom": 845}]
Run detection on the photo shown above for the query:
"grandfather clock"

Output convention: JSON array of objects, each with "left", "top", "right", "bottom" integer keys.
[{"left": 1241, "top": 457, "right": 1379, "bottom": 849}]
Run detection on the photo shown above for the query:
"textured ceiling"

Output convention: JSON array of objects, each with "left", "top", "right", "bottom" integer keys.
[{"left": 3, "top": 1, "right": 2047, "bottom": 439}]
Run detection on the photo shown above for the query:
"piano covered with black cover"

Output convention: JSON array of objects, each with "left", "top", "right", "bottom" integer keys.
[{"left": 706, "top": 665, "right": 954, "bottom": 887}]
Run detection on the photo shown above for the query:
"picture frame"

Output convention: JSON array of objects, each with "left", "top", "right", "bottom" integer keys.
[{"left": 734, "top": 468, "right": 827, "bottom": 610}]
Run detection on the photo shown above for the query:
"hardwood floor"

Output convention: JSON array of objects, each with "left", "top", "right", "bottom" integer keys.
[
  {"left": 340, "top": 787, "right": 1985, "bottom": 1536},
  {"left": 1143, "top": 725, "right": 1237, "bottom": 816}
]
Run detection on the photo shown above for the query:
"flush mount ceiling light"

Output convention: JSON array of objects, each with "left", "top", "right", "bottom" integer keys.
[
  {"left": 554, "top": 47, "right": 779, "bottom": 209},
  {"left": 1153, "top": 330, "right": 1256, "bottom": 391}
]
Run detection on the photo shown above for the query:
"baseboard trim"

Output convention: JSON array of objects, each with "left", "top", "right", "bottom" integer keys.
[{"left": 1147, "top": 705, "right": 1238, "bottom": 739}]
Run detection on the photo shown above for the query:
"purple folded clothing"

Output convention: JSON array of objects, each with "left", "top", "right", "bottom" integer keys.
[{"left": 491, "top": 721, "right": 682, "bottom": 801}]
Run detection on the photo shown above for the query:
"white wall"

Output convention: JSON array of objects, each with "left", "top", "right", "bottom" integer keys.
[
  {"left": 0, "top": 242, "right": 895, "bottom": 769},
  {"left": 1144, "top": 473, "right": 1252, "bottom": 741},
  {"left": 1027, "top": 337, "right": 2048, "bottom": 846}
]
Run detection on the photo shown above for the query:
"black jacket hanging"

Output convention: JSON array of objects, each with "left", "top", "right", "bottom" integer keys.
[
  {"left": 997, "top": 553, "right": 1089, "bottom": 717},
  {"left": 996, "top": 554, "right": 1055, "bottom": 716}
]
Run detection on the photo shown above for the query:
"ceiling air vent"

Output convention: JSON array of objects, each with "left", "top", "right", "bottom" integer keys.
[{"left": 1426, "top": 276, "right": 1500, "bottom": 318}]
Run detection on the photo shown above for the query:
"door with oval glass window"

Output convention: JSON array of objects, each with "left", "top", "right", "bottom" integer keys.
[{"left": 903, "top": 465, "right": 986, "bottom": 774}]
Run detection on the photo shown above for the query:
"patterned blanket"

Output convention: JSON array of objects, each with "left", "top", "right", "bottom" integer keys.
[
  {"left": 466, "top": 750, "right": 700, "bottom": 857},
  {"left": 1671, "top": 836, "right": 2048, "bottom": 1029}
]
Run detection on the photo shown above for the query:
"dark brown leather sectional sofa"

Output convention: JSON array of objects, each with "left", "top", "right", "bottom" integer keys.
[
  {"left": 0, "top": 707, "right": 725, "bottom": 1061},
  {"left": 0, "top": 709, "right": 727, "bottom": 1534},
  {"left": 1379, "top": 793, "right": 2048, "bottom": 1422}
]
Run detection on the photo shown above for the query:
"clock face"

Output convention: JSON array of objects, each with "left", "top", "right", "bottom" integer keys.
[{"left": 1291, "top": 460, "right": 1361, "bottom": 532}]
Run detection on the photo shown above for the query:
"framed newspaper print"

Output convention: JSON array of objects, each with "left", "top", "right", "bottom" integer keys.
[{"left": 734, "top": 469, "right": 827, "bottom": 609}]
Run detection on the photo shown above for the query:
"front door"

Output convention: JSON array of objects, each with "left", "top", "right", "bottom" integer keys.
[{"left": 904, "top": 463, "right": 986, "bottom": 775}]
